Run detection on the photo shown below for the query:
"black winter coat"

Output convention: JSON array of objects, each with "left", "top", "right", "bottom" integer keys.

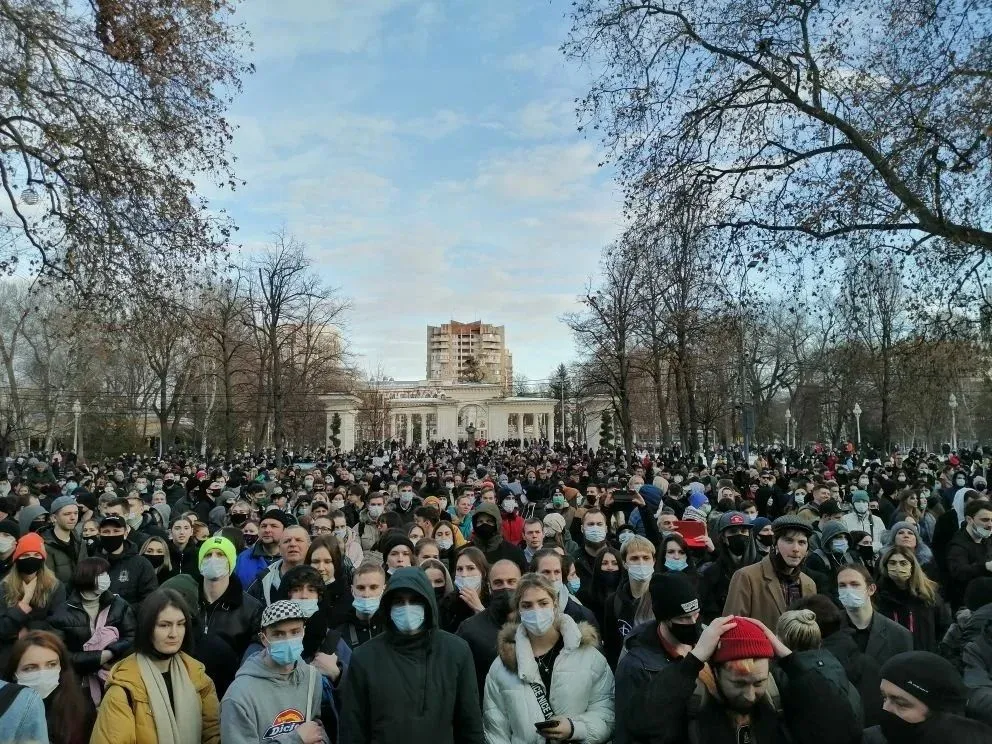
[
  {"left": 49, "top": 590, "right": 136, "bottom": 675},
  {"left": 875, "top": 580, "right": 942, "bottom": 652},
  {"left": 100, "top": 543, "right": 158, "bottom": 607},
  {"left": 194, "top": 574, "right": 262, "bottom": 697},
  {"left": 945, "top": 528, "right": 992, "bottom": 610},
  {"left": 822, "top": 629, "right": 883, "bottom": 727},
  {"left": 614, "top": 621, "right": 679, "bottom": 744},
  {"left": 166, "top": 539, "right": 202, "bottom": 581},
  {"left": 455, "top": 604, "right": 511, "bottom": 700},
  {"left": 336, "top": 605, "right": 384, "bottom": 650}
]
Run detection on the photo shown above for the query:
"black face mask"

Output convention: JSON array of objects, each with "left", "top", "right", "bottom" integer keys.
[
  {"left": 243, "top": 533, "right": 259, "bottom": 547},
  {"left": 85, "top": 537, "right": 99, "bottom": 553},
  {"left": 756, "top": 533, "right": 775, "bottom": 548},
  {"left": 489, "top": 588, "right": 514, "bottom": 618},
  {"left": 474, "top": 522, "right": 497, "bottom": 540},
  {"left": 725, "top": 534, "right": 750, "bottom": 556},
  {"left": 879, "top": 710, "right": 926, "bottom": 744},
  {"left": 100, "top": 534, "right": 126, "bottom": 553},
  {"left": 857, "top": 545, "right": 875, "bottom": 564},
  {"left": 16, "top": 556, "right": 44, "bottom": 575},
  {"left": 230, "top": 513, "right": 249, "bottom": 527},
  {"left": 599, "top": 571, "right": 622, "bottom": 590},
  {"left": 433, "top": 586, "right": 446, "bottom": 603},
  {"left": 668, "top": 620, "right": 701, "bottom": 646},
  {"left": 145, "top": 554, "right": 166, "bottom": 569}
]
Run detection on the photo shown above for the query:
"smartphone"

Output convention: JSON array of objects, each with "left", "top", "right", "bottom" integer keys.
[{"left": 535, "top": 721, "right": 556, "bottom": 730}]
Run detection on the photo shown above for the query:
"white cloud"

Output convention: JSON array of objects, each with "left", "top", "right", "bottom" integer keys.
[
  {"left": 474, "top": 142, "right": 600, "bottom": 202},
  {"left": 513, "top": 98, "right": 577, "bottom": 139}
]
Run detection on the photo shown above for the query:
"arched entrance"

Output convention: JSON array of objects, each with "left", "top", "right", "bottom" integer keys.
[{"left": 457, "top": 404, "right": 488, "bottom": 441}]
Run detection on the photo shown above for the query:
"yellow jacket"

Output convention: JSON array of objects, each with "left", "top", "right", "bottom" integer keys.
[{"left": 90, "top": 652, "right": 220, "bottom": 744}]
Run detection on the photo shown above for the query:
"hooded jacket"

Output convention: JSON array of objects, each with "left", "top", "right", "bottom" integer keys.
[
  {"left": 90, "top": 651, "right": 220, "bottom": 744},
  {"left": 339, "top": 567, "right": 483, "bottom": 744},
  {"left": 941, "top": 603, "right": 992, "bottom": 672},
  {"left": 698, "top": 541, "right": 759, "bottom": 622},
  {"left": 471, "top": 503, "right": 526, "bottom": 571},
  {"left": 220, "top": 648, "right": 324, "bottom": 744},
  {"left": 49, "top": 588, "right": 136, "bottom": 675},
  {"left": 614, "top": 622, "right": 680, "bottom": 744},
  {"left": 482, "top": 614, "right": 614, "bottom": 744}
]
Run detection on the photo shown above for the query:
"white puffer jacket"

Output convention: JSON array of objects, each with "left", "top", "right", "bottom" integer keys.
[{"left": 483, "top": 614, "right": 615, "bottom": 744}]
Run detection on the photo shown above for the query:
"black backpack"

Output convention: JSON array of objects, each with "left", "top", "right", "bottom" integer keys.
[{"left": 0, "top": 682, "right": 25, "bottom": 718}]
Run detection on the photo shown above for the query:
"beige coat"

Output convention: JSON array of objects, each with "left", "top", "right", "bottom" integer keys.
[{"left": 723, "top": 555, "right": 817, "bottom": 630}]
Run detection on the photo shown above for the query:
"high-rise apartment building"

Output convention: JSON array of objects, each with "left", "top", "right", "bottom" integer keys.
[{"left": 427, "top": 320, "right": 513, "bottom": 392}]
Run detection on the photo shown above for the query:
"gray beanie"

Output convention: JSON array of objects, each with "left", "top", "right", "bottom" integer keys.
[
  {"left": 50, "top": 495, "right": 77, "bottom": 516},
  {"left": 18, "top": 504, "right": 49, "bottom": 535}
]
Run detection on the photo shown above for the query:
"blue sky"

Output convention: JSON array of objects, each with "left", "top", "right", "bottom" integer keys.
[{"left": 212, "top": 0, "right": 624, "bottom": 383}]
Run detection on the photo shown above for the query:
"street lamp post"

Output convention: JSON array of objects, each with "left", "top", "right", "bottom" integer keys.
[
  {"left": 853, "top": 403, "right": 862, "bottom": 446},
  {"left": 72, "top": 399, "right": 82, "bottom": 459},
  {"left": 949, "top": 393, "right": 958, "bottom": 452},
  {"left": 784, "top": 409, "right": 792, "bottom": 448}
]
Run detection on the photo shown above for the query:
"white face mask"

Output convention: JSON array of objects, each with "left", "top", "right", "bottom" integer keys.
[
  {"left": 96, "top": 573, "right": 112, "bottom": 593},
  {"left": 0, "top": 535, "right": 15, "bottom": 554},
  {"left": 16, "top": 667, "right": 60, "bottom": 699},
  {"left": 455, "top": 575, "right": 482, "bottom": 592},
  {"left": 200, "top": 557, "right": 230, "bottom": 580}
]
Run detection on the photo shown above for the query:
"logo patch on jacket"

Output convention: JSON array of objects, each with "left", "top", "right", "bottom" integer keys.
[
  {"left": 117, "top": 569, "right": 129, "bottom": 583},
  {"left": 264, "top": 709, "right": 304, "bottom": 739}
]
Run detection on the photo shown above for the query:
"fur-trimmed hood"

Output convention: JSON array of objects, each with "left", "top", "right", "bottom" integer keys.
[{"left": 497, "top": 613, "right": 599, "bottom": 679}]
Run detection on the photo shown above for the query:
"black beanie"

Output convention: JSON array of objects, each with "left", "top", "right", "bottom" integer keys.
[
  {"left": 381, "top": 532, "right": 415, "bottom": 559},
  {"left": 650, "top": 572, "right": 700, "bottom": 621},
  {"left": 964, "top": 578, "right": 992, "bottom": 612},
  {"left": 880, "top": 651, "right": 967, "bottom": 714}
]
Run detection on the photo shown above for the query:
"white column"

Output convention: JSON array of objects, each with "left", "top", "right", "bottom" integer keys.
[
  {"left": 547, "top": 411, "right": 554, "bottom": 447},
  {"left": 405, "top": 414, "right": 413, "bottom": 447},
  {"left": 341, "top": 411, "right": 356, "bottom": 452}
]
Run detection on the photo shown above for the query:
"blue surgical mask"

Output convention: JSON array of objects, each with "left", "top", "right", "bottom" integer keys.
[
  {"left": 584, "top": 526, "right": 607, "bottom": 544},
  {"left": 353, "top": 595, "right": 381, "bottom": 616},
  {"left": 627, "top": 563, "right": 655, "bottom": 582},
  {"left": 830, "top": 539, "right": 849, "bottom": 555},
  {"left": 519, "top": 607, "right": 555, "bottom": 635},
  {"left": 391, "top": 603, "right": 426, "bottom": 633},
  {"left": 295, "top": 599, "right": 320, "bottom": 618},
  {"left": 665, "top": 557, "right": 688, "bottom": 572},
  {"left": 567, "top": 577, "right": 580, "bottom": 594},
  {"left": 267, "top": 637, "right": 304, "bottom": 666}
]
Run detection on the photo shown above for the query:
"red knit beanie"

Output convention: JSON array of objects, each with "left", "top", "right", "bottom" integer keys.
[
  {"left": 711, "top": 617, "right": 774, "bottom": 664},
  {"left": 12, "top": 532, "right": 46, "bottom": 561}
]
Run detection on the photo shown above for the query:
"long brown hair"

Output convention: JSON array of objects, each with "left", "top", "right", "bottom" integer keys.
[
  {"left": 4, "top": 631, "right": 90, "bottom": 744},
  {"left": 880, "top": 545, "right": 937, "bottom": 605},
  {"left": 1, "top": 561, "right": 59, "bottom": 609},
  {"left": 306, "top": 534, "right": 344, "bottom": 581}
]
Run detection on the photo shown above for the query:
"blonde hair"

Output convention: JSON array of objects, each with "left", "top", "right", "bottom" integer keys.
[
  {"left": 621, "top": 535, "right": 656, "bottom": 560},
  {"left": 776, "top": 609, "right": 821, "bottom": 651},
  {"left": 1, "top": 563, "right": 59, "bottom": 609}
]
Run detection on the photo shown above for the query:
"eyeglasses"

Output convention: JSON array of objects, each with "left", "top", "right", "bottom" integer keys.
[{"left": 312, "top": 526, "right": 333, "bottom": 535}]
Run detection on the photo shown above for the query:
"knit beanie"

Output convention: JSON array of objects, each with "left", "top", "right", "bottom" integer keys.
[
  {"left": 50, "top": 495, "right": 77, "bottom": 515},
  {"left": 650, "top": 572, "right": 700, "bottom": 621},
  {"left": 12, "top": 532, "right": 47, "bottom": 561},
  {"left": 0, "top": 519, "right": 20, "bottom": 540},
  {"left": 751, "top": 517, "right": 772, "bottom": 533},
  {"left": 710, "top": 617, "right": 775, "bottom": 664},
  {"left": 880, "top": 652, "right": 967, "bottom": 714},
  {"left": 380, "top": 532, "right": 415, "bottom": 560},
  {"left": 198, "top": 535, "right": 237, "bottom": 572},
  {"left": 542, "top": 513, "right": 567, "bottom": 537},
  {"left": 852, "top": 489, "right": 870, "bottom": 503},
  {"left": 160, "top": 574, "right": 199, "bottom": 615}
]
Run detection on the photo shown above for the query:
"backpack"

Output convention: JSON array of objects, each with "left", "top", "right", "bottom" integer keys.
[{"left": 0, "top": 682, "right": 24, "bottom": 718}]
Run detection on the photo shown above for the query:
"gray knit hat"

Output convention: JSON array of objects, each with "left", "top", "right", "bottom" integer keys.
[{"left": 50, "top": 496, "right": 77, "bottom": 515}]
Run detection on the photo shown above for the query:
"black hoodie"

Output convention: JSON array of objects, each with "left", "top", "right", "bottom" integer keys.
[{"left": 339, "top": 567, "right": 483, "bottom": 744}]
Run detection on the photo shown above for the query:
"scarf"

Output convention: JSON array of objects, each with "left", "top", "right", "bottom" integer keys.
[{"left": 136, "top": 652, "right": 202, "bottom": 744}]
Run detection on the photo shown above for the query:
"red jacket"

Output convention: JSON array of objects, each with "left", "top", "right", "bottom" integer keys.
[{"left": 501, "top": 512, "right": 524, "bottom": 546}]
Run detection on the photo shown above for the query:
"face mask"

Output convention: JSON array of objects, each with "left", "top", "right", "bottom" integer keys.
[
  {"left": 100, "top": 534, "right": 125, "bottom": 553},
  {"left": 474, "top": 522, "right": 497, "bottom": 540},
  {"left": 888, "top": 565, "right": 912, "bottom": 582},
  {"left": 897, "top": 476, "right": 906, "bottom": 484},
  {"left": 956, "top": 478, "right": 966, "bottom": 487},
  {"left": 501, "top": 499, "right": 516, "bottom": 513},
  {"left": 331, "top": 499, "right": 346, "bottom": 510},
  {"left": 399, "top": 493, "right": 413, "bottom": 507},
  {"left": 368, "top": 505, "right": 384, "bottom": 519},
  {"left": 0, "top": 535, "right": 15, "bottom": 554},
  {"left": 295, "top": 598, "right": 320, "bottom": 618},
  {"left": 145, "top": 554, "right": 165, "bottom": 569},
  {"left": 390, "top": 603, "right": 426, "bottom": 633},
  {"left": 200, "top": 557, "right": 230, "bottom": 580},
  {"left": 725, "top": 534, "right": 749, "bottom": 556},
  {"left": 16, "top": 668, "right": 60, "bottom": 699},
  {"left": 665, "top": 557, "right": 688, "bottom": 572},
  {"left": 445, "top": 482, "right": 454, "bottom": 490},
  {"left": 304, "top": 479, "right": 314, "bottom": 488},
  {"left": 455, "top": 575, "right": 482, "bottom": 592},
  {"left": 668, "top": 621, "right": 701, "bottom": 646},
  {"left": 830, "top": 539, "right": 849, "bottom": 555},
  {"left": 858, "top": 545, "right": 875, "bottom": 564},
  {"left": 584, "top": 525, "right": 607, "bottom": 544},
  {"left": 267, "top": 637, "right": 304, "bottom": 666},
  {"left": 838, "top": 587, "right": 867, "bottom": 609},
  {"left": 757, "top": 533, "right": 775, "bottom": 548},
  {"left": 125, "top": 514, "right": 143, "bottom": 530},
  {"left": 332, "top": 527, "right": 349, "bottom": 542},
  {"left": 437, "top": 537, "right": 453, "bottom": 551},
  {"left": 853, "top": 502, "right": 869, "bottom": 515},
  {"left": 627, "top": 563, "right": 655, "bottom": 583},
  {"left": 600, "top": 571, "right": 622, "bottom": 589},
  {"left": 519, "top": 607, "right": 555, "bottom": 636},
  {"left": 567, "top": 577, "right": 580, "bottom": 593},
  {"left": 230, "top": 513, "right": 248, "bottom": 527},
  {"left": 618, "top": 531, "right": 635, "bottom": 547},
  {"left": 243, "top": 533, "right": 259, "bottom": 547},
  {"left": 973, "top": 523, "right": 992, "bottom": 540},
  {"left": 879, "top": 710, "right": 925, "bottom": 744},
  {"left": 437, "top": 498, "right": 448, "bottom": 510},
  {"left": 551, "top": 495, "right": 566, "bottom": 508},
  {"left": 353, "top": 595, "right": 381, "bottom": 616},
  {"left": 489, "top": 588, "right": 513, "bottom": 617},
  {"left": 16, "top": 556, "right": 44, "bottom": 575},
  {"left": 673, "top": 475, "right": 683, "bottom": 484}
]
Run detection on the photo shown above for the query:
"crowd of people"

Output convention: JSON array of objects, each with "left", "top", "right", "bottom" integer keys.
[{"left": 0, "top": 440, "right": 990, "bottom": 743}]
